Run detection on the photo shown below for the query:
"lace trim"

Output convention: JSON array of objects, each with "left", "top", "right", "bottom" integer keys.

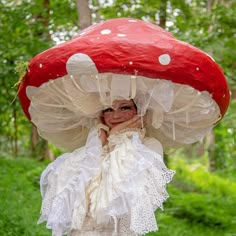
[{"left": 87, "top": 132, "right": 174, "bottom": 234}]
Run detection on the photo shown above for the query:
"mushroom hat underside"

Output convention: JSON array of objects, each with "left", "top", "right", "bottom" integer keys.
[{"left": 26, "top": 66, "right": 221, "bottom": 151}]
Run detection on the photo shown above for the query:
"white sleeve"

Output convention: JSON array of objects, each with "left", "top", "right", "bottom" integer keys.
[
  {"left": 39, "top": 152, "right": 71, "bottom": 198},
  {"left": 39, "top": 128, "right": 102, "bottom": 198}
]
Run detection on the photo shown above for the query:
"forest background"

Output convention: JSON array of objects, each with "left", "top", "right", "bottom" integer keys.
[{"left": 0, "top": 0, "right": 236, "bottom": 235}]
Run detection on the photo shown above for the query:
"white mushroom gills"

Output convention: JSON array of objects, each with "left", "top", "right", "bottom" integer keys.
[
  {"left": 186, "top": 111, "right": 190, "bottom": 125},
  {"left": 172, "top": 119, "right": 176, "bottom": 141}
]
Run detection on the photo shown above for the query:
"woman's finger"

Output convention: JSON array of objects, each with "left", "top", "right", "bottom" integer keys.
[{"left": 110, "top": 116, "right": 144, "bottom": 134}]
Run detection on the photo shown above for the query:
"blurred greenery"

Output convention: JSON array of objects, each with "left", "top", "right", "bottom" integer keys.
[
  {"left": 0, "top": 158, "right": 49, "bottom": 236},
  {"left": 1, "top": 157, "right": 235, "bottom": 236}
]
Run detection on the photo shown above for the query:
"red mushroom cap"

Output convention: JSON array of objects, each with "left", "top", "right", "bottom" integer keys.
[
  {"left": 17, "top": 18, "right": 230, "bottom": 150},
  {"left": 18, "top": 18, "right": 229, "bottom": 120}
]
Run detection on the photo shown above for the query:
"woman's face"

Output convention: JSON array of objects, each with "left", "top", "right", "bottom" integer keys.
[{"left": 102, "top": 100, "right": 137, "bottom": 128}]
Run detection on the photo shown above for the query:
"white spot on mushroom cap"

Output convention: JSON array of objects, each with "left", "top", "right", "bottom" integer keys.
[
  {"left": 117, "top": 34, "right": 126, "bottom": 37},
  {"left": 128, "top": 19, "right": 137, "bottom": 22},
  {"left": 158, "top": 54, "right": 171, "bottom": 65},
  {"left": 66, "top": 53, "right": 98, "bottom": 75},
  {"left": 101, "top": 29, "right": 111, "bottom": 35},
  {"left": 39, "top": 64, "right": 43, "bottom": 68},
  {"left": 196, "top": 67, "right": 200, "bottom": 71},
  {"left": 129, "top": 61, "right": 133, "bottom": 65}
]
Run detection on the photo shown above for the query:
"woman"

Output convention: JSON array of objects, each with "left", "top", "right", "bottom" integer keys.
[{"left": 38, "top": 99, "right": 174, "bottom": 236}]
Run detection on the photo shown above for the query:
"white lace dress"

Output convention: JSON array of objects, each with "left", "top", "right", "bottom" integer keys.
[{"left": 38, "top": 128, "right": 175, "bottom": 236}]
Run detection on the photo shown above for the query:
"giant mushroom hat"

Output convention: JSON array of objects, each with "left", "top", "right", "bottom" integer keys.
[{"left": 18, "top": 18, "right": 230, "bottom": 151}]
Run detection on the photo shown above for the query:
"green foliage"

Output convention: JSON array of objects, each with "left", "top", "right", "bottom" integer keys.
[
  {"left": 15, "top": 61, "right": 29, "bottom": 79},
  {"left": 98, "top": 0, "right": 191, "bottom": 27},
  {"left": 211, "top": 100, "right": 236, "bottom": 170},
  {"left": 170, "top": 1, "right": 236, "bottom": 91},
  {"left": 149, "top": 214, "right": 228, "bottom": 236},
  {"left": 172, "top": 159, "right": 236, "bottom": 195},
  {"left": 0, "top": 0, "right": 50, "bottom": 158},
  {"left": 166, "top": 159, "right": 236, "bottom": 232},
  {"left": 1, "top": 157, "right": 235, "bottom": 235},
  {"left": 0, "top": 158, "right": 50, "bottom": 236},
  {"left": 147, "top": 158, "right": 236, "bottom": 236},
  {"left": 0, "top": 0, "right": 79, "bottom": 158},
  {"left": 168, "top": 192, "right": 231, "bottom": 228}
]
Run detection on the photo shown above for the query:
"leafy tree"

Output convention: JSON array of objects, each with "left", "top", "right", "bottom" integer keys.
[{"left": 0, "top": 0, "right": 79, "bottom": 158}]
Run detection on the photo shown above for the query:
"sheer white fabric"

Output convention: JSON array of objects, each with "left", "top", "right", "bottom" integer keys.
[
  {"left": 27, "top": 73, "right": 220, "bottom": 151},
  {"left": 38, "top": 128, "right": 102, "bottom": 236},
  {"left": 38, "top": 128, "right": 175, "bottom": 236}
]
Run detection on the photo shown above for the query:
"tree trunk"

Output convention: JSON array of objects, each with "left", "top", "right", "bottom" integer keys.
[
  {"left": 77, "top": 0, "right": 92, "bottom": 30},
  {"left": 31, "top": 125, "right": 54, "bottom": 161},
  {"left": 13, "top": 105, "right": 18, "bottom": 158},
  {"left": 42, "top": 0, "right": 51, "bottom": 41},
  {"left": 45, "top": 143, "right": 54, "bottom": 161},
  {"left": 207, "top": 0, "right": 211, "bottom": 13},
  {"left": 206, "top": 131, "right": 216, "bottom": 171},
  {"left": 31, "top": 125, "right": 38, "bottom": 156},
  {"left": 159, "top": 0, "right": 167, "bottom": 28}
]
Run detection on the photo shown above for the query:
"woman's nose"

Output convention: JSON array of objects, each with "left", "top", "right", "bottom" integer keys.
[{"left": 112, "top": 110, "right": 121, "bottom": 118}]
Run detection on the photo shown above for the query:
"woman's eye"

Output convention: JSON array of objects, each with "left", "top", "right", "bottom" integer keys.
[
  {"left": 120, "top": 106, "right": 132, "bottom": 111},
  {"left": 103, "top": 108, "right": 114, "bottom": 113}
]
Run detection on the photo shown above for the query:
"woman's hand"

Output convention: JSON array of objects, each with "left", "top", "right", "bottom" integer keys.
[
  {"left": 98, "top": 115, "right": 145, "bottom": 146},
  {"left": 109, "top": 116, "right": 144, "bottom": 135}
]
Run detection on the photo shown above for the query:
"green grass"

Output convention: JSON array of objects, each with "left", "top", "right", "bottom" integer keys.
[
  {"left": 0, "top": 157, "right": 236, "bottom": 236},
  {"left": 0, "top": 158, "right": 50, "bottom": 236}
]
